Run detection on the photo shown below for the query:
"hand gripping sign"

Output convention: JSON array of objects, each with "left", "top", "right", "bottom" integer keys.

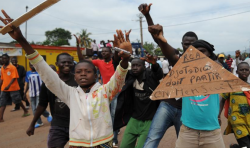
[
  {"left": 150, "top": 46, "right": 250, "bottom": 100},
  {"left": 0, "top": 0, "right": 60, "bottom": 35}
]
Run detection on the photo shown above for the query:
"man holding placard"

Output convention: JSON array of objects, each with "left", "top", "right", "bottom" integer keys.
[
  {"left": 147, "top": 22, "right": 225, "bottom": 147},
  {"left": 138, "top": 3, "right": 199, "bottom": 148}
]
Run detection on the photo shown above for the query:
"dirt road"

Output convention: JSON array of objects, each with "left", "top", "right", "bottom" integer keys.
[{"left": 0, "top": 105, "right": 236, "bottom": 148}]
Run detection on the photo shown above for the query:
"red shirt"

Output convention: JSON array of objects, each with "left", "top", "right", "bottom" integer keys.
[
  {"left": 226, "top": 58, "right": 233, "bottom": 69},
  {"left": 92, "top": 59, "right": 115, "bottom": 84}
]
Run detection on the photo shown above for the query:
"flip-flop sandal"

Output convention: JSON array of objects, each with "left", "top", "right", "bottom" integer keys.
[{"left": 22, "top": 113, "right": 30, "bottom": 117}]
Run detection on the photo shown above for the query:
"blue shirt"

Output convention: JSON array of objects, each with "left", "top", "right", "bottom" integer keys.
[
  {"left": 181, "top": 94, "right": 220, "bottom": 130},
  {"left": 157, "top": 60, "right": 162, "bottom": 68},
  {"left": 25, "top": 71, "right": 42, "bottom": 97}
]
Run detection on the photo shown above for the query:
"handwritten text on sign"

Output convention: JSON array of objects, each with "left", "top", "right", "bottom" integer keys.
[{"left": 151, "top": 46, "right": 250, "bottom": 100}]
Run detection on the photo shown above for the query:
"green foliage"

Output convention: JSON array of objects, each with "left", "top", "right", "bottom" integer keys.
[
  {"left": 77, "top": 29, "right": 92, "bottom": 48},
  {"left": 176, "top": 48, "right": 183, "bottom": 53},
  {"left": 154, "top": 47, "right": 163, "bottom": 56},
  {"left": 143, "top": 42, "right": 155, "bottom": 55},
  {"left": 43, "top": 28, "right": 72, "bottom": 46},
  {"left": 10, "top": 40, "right": 18, "bottom": 44}
]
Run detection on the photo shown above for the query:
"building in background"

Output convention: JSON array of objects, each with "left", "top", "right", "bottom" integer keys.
[{"left": 0, "top": 42, "right": 85, "bottom": 70}]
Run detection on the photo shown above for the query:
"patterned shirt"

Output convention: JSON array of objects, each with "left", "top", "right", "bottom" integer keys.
[
  {"left": 221, "top": 92, "right": 250, "bottom": 139},
  {"left": 25, "top": 71, "right": 42, "bottom": 97}
]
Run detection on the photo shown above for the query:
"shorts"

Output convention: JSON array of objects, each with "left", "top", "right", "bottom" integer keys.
[
  {"left": 47, "top": 126, "right": 69, "bottom": 148},
  {"left": 0, "top": 91, "right": 22, "bottom": 106}
]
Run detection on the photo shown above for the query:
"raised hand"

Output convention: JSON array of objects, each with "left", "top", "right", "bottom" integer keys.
[
  {"left": 140, "top": 54, "right": 156, "bottom": 64},
  {"left": 125, "top": 29, "right": 132, "bottom": 42},
  {"left": 114, "top": 30, "right": 132, "bottom": 60},
  {"left": 148, "top": 24, "right": 167, "bottom": 43},
  {"left": 138, "top": 3, "right": 152, "bottom": 16},
  {"left": 0, "top": 10, "right": 25, "bottom": 41},
  {"left": 73, "top": 34, "right": 81, "bottom": 46}
]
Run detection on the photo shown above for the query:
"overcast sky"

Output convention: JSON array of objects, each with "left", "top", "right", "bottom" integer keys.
[{"left": 0, "top": 0, "right": 250, "bottom": 54}]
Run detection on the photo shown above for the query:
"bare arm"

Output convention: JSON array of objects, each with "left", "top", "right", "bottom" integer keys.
[
  {"left": 4, "top": 78, "right": 16, "bottom": 90},
  {"left": 138, "top": 3, "right": 159, "bottom": 44},
  {"left": 73, "top": 34, "right": 84, "bottom": 62},
  {"left": 26, "top": 105, "right": 46, "bottom": 136},
  {"left": 148, "top": 24, "right": 179, "bottom": 66}
]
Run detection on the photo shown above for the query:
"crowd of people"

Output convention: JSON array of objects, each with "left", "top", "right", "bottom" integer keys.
[{"left": 0, "top": 3, "right": 250, "bottom": 148}]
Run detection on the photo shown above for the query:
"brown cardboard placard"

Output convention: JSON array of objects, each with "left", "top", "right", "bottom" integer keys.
[
  {"left": 151, "top": 46, "right": 250, "bottom": 100},
  {"left": 0, "top": 0, "right": 60, "bottom": 35}
]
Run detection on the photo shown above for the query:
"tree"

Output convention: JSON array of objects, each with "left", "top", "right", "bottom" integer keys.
[
  {"left": 176, "top": 48, "right": 183, "bottom": 54},
  {"left": 43, "top": 28, "right": 72, "bottom": 46},
  {"left": 143, "top": 42, "right": 155, "bottom": 55},
  {"left": 77, "top": 29, "right": 92, "bottom": 48},
  {"left": 154, "top": 47, "right": 163, "bottom": 56},
  {"left": 10, "top": 40, "right": 18, "bottom": 44}
]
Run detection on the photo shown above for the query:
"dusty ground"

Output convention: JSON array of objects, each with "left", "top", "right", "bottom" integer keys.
[{"left": 0, "top": 105, "right": 237, "bottom": 148}]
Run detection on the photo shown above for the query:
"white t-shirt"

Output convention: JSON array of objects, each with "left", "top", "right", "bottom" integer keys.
[
  {"left": 162, "top": 60, "right": 170, "bottom": 74},
  {"left": 98, "top": 44, "right": 104, "bottom": 51},
  {"left": 231, "top": 58, "right": 242, "bottom": 77},
  {"left": 91, "top": 42, "right": 98, "bottom": 51},
  {"left": 145, "top": 61, "right": 150, "bottom": 68}
]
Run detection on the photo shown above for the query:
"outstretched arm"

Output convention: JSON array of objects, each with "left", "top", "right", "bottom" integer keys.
[
  {"left": 148, "top": 24, "right": 179, "bottom": 66},
  {"left": 104, "top": 30, "right": 131, "bottom": 100},
  {"left": 0, "top": 10, "right": 73, "bottom": 105},
  {"left": 138, "top": 3, "right": 158, "bottom": 44},
  {"left": 73, "top": 34, "right": 85, "bottom": 62}
]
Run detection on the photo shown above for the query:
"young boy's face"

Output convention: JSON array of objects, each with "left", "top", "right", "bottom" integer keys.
[
  {"left": 237, "top": 64, "right": 250, "bottom": 80},
  {"left": 74, "top": 62, "right": 96, "bottom": 87}
]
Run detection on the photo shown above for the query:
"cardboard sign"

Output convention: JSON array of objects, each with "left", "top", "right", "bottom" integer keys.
[
  {"left": 0, "top": 0, "right": 60, "bottom": 35},
  {"left": 151, "top": 46, "right": 250, "bottom": 100}
]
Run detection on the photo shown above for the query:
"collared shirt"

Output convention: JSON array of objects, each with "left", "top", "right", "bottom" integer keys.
[
  {"left": 25, "top": 71, "right": 42, "bottom": 97},
  {"left": 1, "top": 64, "right": 20, "bottom": 91}
]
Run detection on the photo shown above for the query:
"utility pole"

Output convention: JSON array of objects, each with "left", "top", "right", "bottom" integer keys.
[
  {"left": 133, "top": 14, "right": 145, "bottom": 46},
  {"left": 139, "top": 15, "right": 143, "bottom": 46},
  {"left": 25, "top": 6, "right": 28, "bottom": 39}
]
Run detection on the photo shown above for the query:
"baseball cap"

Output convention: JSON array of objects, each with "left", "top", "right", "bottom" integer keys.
[{"left": 218, "top": 54, "right": 225, "bottom": 58}]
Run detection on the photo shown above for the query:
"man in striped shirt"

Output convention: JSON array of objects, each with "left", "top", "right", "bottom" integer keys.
[{"left": 24, "top": 62, "right": 52, "bottom": 128}]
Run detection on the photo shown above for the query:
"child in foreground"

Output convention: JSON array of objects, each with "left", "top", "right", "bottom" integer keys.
[
  {"left": 0, "top": 10, "right": 132, "bottom": 148},
  {"left": 221, "top": 62, "right": 250, "bottom": 148}
]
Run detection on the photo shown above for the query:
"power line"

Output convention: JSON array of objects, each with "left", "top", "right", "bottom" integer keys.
[
  {"left": 41, "top": 13, "right": 114, "bottom": 31},
  {"left": 157, "top": 2, "right": 250, "bottom": 19},
  {"left": 3, "top": 9, "right": 249, "bottom": 39},
  {"left": 90, "top": 9, "right": 250, "bottom": 35},
  {"left": 161, "top": 10, "right": 250, "bottom": 28}
]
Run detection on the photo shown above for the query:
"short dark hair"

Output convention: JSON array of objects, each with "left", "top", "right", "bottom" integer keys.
[
  {"left": 75, "top": 60, "right": 97, "bottom": 74},
  {"left": 182, "top": 31, "right": 198, "bottom": 41},
  {"left": 237, "top": 62, "right": 249, "bottom": 69},
  {"left": 2, "top": 53, "right": 9, "bottom": 59},
  {"left": 102, "top": 47, "right": 112, "bottom": 53},
  {"left": 131, "top": 57, "right": 145, "bottom": 65},
  {"left": 56, "top": 53, "right": 72, "bottom": 62},
  {"left": 11, "top": 57, "right": 17, "bottom": 60}
]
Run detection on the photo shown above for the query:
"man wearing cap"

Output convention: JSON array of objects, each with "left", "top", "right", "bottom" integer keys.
[{"left": 218, "top": 54, "right": 230, "bottom": 71}]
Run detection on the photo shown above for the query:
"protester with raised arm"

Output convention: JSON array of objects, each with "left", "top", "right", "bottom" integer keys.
[
  {"left": 0, "top": 10, "right": 131, "bottom": 148},
  {"left": 148, "top": 23, "right": 225, "bottom": 148},
  {"left": 138, "top": 3, "right": 198, "bottom": 148}
]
